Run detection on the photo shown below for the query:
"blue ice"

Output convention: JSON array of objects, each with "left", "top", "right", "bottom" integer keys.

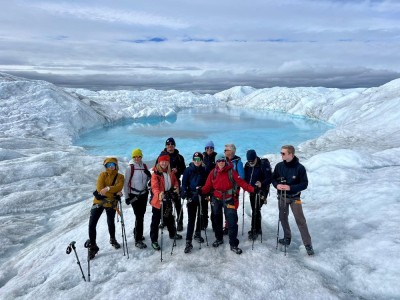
[{"left": 74, "top": 107, "right": 332, "bottom": 162}]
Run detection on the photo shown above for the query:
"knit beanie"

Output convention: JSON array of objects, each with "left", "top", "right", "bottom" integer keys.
[
  {"left": 131, "top": 148, "right": 143, "bottom": 158},
  {"left": 165, "top": 137, "right": 176, "bottom": 145},
  {"left": 246, "top": 149, "right": 257, "bottom": 161},
  {"left": 158, "top": 151, "right": 170, "bottom": 162},
  {"left": 205, "top": 141, "right": 214, "bottom": 148}
]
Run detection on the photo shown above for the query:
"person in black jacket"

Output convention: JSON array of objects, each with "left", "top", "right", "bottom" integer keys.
[
  {"left": 244, "top": 149, "right": 272, "bottom": 240},
  {"left": 202, "top": 140, "right": 217, "bottom": 229},
  {"left": 180, "top": 152, "right": 207, "bottom": 253},
  {"left": 157, "top": 137, "right": 186, "bottom": 231},
  {"left": 272, "top": 145, "right": 314, "bottom": 256}
]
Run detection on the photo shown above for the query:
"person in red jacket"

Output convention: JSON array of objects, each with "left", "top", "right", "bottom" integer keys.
[
  {"left": 149, "top": 151, "right": 182, "bottom": 250},
  {"left": 201, "top": 153, "right": 259, "bottom": 254}
]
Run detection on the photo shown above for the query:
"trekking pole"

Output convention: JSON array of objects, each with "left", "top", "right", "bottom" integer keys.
[
  {"left": 197, "top": 198, "right": 202, "bottom": 250},
  {"left": 116, "top": 200, "right": 125, "bottom": 257},
  {"left": 66, "top": 241, "right": 86, "bottom": 282},
  {"left": 199, "top": 194, "right": 208, "bottom": 246},
  {"left": 171, "top": 198, "right": 185, "bottom": 255},
  {"left": 276, "top": 189, "right": 283, "bottom": 251},
  {"left": 259, "top": 193, "right": 263, "bottom": 244},
  {"left": 118, "top": 199, "right": 129, "bottom": 259},
  {"left": 83, "top": 240, "right": 91, "bottom": 282},
  {"left": 160, "top": 200, "right": 164, "bottom": 262},
  {"left": 276, "top": 178, "right": 287, "bottom": 256},
  {"left": 252, "top": 194, "right": 258, "bottom": 250},
  {"left": 241, "top": 191, "right": 245, "bottom": 236},
  {"left": 283, "top": 187, "right": 287, "bottom": 256}
]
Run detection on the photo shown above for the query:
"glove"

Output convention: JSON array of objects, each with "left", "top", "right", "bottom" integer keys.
[
  {"left": 174, "top": 187, "right": 179, "bottom": 194},
  {"left": 180, "top": 190, "right": 187, "bottom": 200},
  {"left": 196, "top": 186, "right": 203, "bottom": 196},
  {"left": 254, "top": 186, "right": 260, "bottom": 194},
  {"left": 125, "top": 197, "right": 132, "bottom": 205}
]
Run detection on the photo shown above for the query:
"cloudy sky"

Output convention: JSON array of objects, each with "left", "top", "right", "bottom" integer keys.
[{"left": 1, "top": 0, "right": 400, "bottom": 92}]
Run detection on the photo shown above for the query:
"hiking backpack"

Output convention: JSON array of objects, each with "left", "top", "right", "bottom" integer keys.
[{"left": 128, "top": 163, "right": 151, "bottom": 193}]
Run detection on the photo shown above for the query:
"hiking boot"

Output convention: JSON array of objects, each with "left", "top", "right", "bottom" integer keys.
[
  {"left": 194, "top": 233, "right": 204, "bottom": 243},
  {"left": 230, "top": 245, "right": 243, "bottom": 255},
  {"left": 135, "top": 241, "right": 147, "bottom": 249},
  {"left": 170, "top": 233, "right": 183, "bottom": 240},
  {"left": 110, "top": 238, "right": 121, "bottom": 249},
  {"left": 151, "top": 242, "right": 161, "bottom": 251},
  {"left": 305, "top": 245, "right": 315, "bottom": 256},
  {"left": 88, "top": 244, "right": 99, "bottom": 260},
  {"left": 278, "top": 238, "right": 291, "bottom": 246},
  {"left": 223, "top": 227, "right": 229, "bottom": 235},
  {"left": 184, "top": 241, "right": 193, "bottom": 254},
  {"left": 212, "top": 239, "right": 224, "bottom": 247},
  {"left": 177, "top": 223, "right": 184, "bottom": 232}
]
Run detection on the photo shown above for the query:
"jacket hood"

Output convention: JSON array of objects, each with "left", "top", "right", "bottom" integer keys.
[
  {"left": 104, "top": 157, "right": 118, "bottom": 165},
  {"left": 103, "top": 157, "right": 119, "bottom": 170}
]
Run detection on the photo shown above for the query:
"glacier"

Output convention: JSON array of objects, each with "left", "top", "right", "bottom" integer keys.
[{"left": 0, "top": 72, "right": 399, "bottom": 300}]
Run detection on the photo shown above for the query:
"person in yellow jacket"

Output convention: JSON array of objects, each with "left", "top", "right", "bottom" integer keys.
[{"left": 88, "top": 157, "right": 124, "bottom": 259}]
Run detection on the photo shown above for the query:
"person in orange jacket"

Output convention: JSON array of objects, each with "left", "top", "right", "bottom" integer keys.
[{"left": 149, "top": 151, "right": 182, "bottom": 250}]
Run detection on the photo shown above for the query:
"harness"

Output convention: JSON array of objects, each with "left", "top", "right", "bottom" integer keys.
[{"left": 98, "top": 173, "right": 119, "bottom": 208}]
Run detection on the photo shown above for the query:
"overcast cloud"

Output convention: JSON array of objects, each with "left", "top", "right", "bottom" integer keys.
[{"left": 1, "top": 0, "right": 400, "bottom": 92}]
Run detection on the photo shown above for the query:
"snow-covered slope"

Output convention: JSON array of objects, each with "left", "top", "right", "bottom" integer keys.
[{"left": 0, "top": 73, "right": 399, "bottom": 300}]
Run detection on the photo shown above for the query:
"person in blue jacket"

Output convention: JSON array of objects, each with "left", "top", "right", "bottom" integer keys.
[
  {"left": 202, "top": 141, "right": 217, "bottom": 230},
  {"left": 180, "top": 152, "right": 207, "bottom": 253},
  {"left": 223, "top": 143, "right": 244, "bottom": 234}
]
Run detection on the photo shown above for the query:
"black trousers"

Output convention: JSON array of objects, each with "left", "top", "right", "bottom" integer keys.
[
  {"left": 130, "top": 193, "right": 148, "bottom": 242},
  {"left": 212, "top": 198, "right": 239, "bottom": 247},
  {"left": 174, "top": 197, "right": 183, "bottom": 226},
  {"left": 185, "top": 199, "right": 202, "bottom": 241},
  {"left": 200, "top": 196, "right": 209, "bottom": 228},
  {"left": 88, "top": 205, "right": 116, "bottom": 245},
  {"left": 249, "top": 193, "right": 264, "bottom": 233},
  {"left": 150, "top": 203, "right": 177, "bottom": 243}
]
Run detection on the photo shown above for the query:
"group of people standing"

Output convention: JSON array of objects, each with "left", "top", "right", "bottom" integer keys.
[{"left": 87, "top": 137, "right": 315, "bottom": 259}]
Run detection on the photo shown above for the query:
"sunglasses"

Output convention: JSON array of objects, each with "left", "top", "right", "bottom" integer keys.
[
  {"left": 193, "top": 157, "right": 202, "bottom": 162},
  {"left": 248, "top": 160, "right": 254, "bottom": 163},
  {"left": 166, "top": 143, "right": 175, "bottom": 146},
  {"left": 105, "top": 162, "right": 116, "bottom": 168},
  {"left": 132, "top": 156, "right": 142, "bottom": 159},
  {"left": 216, "top": 159, "right": 226, "bottom": 163},
  {"left": 224, "top": 149, "right": 231, "bottom": 152},
  {"left": 205, "top": 147, "right": 214, "bottom": 150},
  {"left": 280, "top": 152, "right": 289, "bottom": 156}
]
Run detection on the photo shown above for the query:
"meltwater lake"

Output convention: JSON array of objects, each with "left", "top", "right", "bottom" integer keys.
[{"left": 74, "top": 107, "right": 332, "bottom": 163}]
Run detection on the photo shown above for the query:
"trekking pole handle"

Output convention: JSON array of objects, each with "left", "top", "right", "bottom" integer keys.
[{"left": 66, "top": 241, "right": 76, "bottom": 254}]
